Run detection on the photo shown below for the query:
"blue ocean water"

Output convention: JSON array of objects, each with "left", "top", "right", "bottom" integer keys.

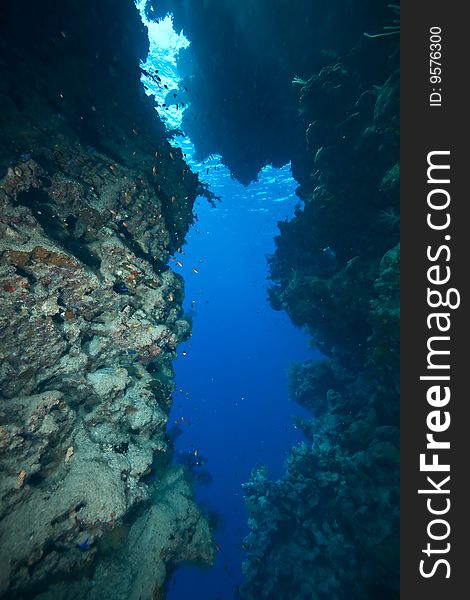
[
  {"left": 165, "top": 169, "right": 319, "bottom": 599},
  {"left": 135, "top": 8, "right": 320, "bottom": 597}
]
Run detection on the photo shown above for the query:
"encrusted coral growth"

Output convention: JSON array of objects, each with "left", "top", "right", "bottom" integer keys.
[
  {"left": 242, "top": 31, "right": 399, "bottom": 600},
  {"left": 0, "top": 1, "right": 214, "bottom": 597}
]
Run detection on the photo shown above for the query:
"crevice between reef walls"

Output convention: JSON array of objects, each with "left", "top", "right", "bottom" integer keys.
[{"left": 0, "top": 2, "right": 214, "bottom": 598}]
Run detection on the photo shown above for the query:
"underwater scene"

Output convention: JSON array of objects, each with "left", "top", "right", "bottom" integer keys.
[{"left": 0, "top": 1, "right": 399, "bottom": 599}]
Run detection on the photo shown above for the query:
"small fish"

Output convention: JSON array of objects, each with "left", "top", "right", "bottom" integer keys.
[
  {"left": 192, "top": 268, "right": 198, "bottom": 273},
  {"left": 182, "top": 351, "right": 187, "bottom": 356},
  {"left": 170, "top": 152, "right": 175, "bottom": 160},
  {"left": 78, "top": 538, "right": 90, "bottom": 552},
  {"left": 194, "top": 449, "right": 199, "bottom": 456},
  {"left": 176, "top": 261, "right": 183, "bottom": 267}
]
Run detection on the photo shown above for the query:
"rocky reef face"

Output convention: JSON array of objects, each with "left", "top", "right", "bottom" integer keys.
[
  {"left": 241, "top": 28, "right": 399, "bottom": 600},
  {"left": 147, "top": 0, "right": 394, "bottom": 184},
  {"left": 0, "top": 1, "right": 214, "bottom": 598}
]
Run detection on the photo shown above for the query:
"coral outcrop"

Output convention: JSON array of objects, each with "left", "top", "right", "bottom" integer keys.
[
  {"left": 241, "top": 27, "right": 399, "bottom": 600},
  {"left": 0, "top": 1, "right": 214, "bottom": 598}
]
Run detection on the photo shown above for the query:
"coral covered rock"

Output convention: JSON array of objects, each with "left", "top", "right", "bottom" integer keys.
[{"left": 0, "top": 1, "right": 214, "bottom": 597}]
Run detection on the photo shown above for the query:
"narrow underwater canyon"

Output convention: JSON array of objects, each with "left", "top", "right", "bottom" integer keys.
[{"left": 0, "top": 1, "right": 399, "bottom": 599}]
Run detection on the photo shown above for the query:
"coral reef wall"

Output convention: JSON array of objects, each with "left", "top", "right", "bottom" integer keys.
[
  {"left": 241, "top": 20, "right": 399, "bottom": 600},
  {"left": 0, "top": 2, "right": 213, "bottom": 598}
]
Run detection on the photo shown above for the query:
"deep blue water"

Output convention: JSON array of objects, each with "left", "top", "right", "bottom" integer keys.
[{"left": 165, "top": 169, "right": 319, "bottom": 600}]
